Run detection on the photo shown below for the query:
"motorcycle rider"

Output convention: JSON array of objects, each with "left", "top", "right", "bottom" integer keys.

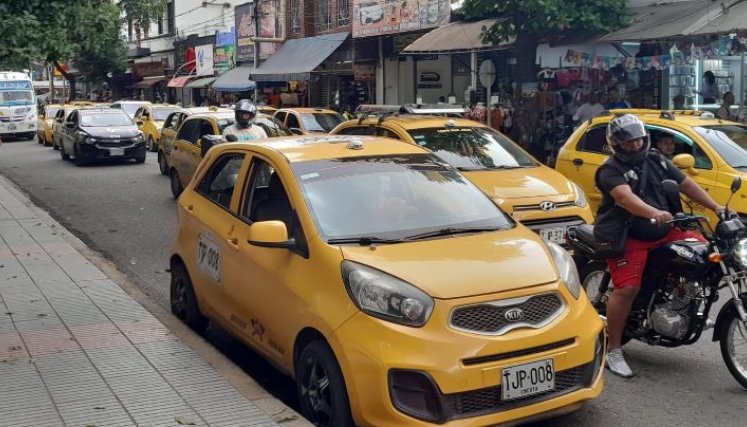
[
  {"left": 597, "top": 114, "right": 725, "bottom": 377},
  {"left": 222, "top": 99, "right": 268, "bottom": 141}
]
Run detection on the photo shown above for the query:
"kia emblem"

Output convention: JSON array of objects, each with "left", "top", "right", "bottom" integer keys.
[
  {"left": 504, "top": 308, "right": 524, "bottom": 322},
  {"left": 539, "top": 201, "right": 556, "bottom": 212}
]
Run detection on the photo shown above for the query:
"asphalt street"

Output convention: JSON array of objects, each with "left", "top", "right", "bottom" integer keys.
[{"left": 1, "top": 137, "right": 745, "bottom": 427}]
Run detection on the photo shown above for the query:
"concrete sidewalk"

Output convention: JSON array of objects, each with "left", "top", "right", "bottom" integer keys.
[{"left": 0, "top": 177, "right": 307, "bottom": 427}]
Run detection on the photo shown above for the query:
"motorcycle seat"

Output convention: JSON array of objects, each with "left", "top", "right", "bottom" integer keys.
[
  {"left": 568, "top": 224, "right": 607, "bottom": 260},
  {"left": 575, "top": 224, "right": 596, "bottom": 248}
]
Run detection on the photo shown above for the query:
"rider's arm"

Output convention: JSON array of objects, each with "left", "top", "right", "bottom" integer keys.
[
  {"left": 679, "top": 177, "right": 724, "bottom": 213},
  {"left": 609, "top": 184, "right": 664, "bottom": 219}
]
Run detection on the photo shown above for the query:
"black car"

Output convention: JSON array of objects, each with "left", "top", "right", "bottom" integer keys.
[{"left": 59, "top": 108, "right": 146, "bottom": 166}]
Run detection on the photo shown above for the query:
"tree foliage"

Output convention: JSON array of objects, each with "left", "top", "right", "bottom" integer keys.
[{"left": 0, "top": 0, "right": 165, "bottom": 85}]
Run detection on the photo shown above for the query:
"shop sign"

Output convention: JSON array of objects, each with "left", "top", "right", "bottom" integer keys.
[
  {"left": 352, "top": 0, "right": 451, "bottom": 38},
  {"left": 354, "top": 64, "right": 376, "bottom": 81},
  {"left": 214, "top": 45, "right": 237, "bottom": 74},
  {"left": 195, "top": 44, "right": 215, "bottom": 76},
  {"left": 216, "top": 27, "right": 235, "bottom": 47},
  {"left": 132, "top": 61, "right": 165, "bottom": 80}
]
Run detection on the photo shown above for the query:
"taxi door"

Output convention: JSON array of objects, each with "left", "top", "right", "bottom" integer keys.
[
  {"left": 178, "top": 151, "right": 250, "bottom": 325},
  {"left": 555, "top": 123, "right": 610, "bottom": 213},
  {"left": 172, "top": 118, "right": 203, "bottom": 189},
  {"left": 223, "top": 156, "right": 312, "bottom": 365}
]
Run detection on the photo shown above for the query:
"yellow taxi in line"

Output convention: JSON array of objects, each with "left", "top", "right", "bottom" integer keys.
[
  {"left": 167, "top": 109, "right": 292, "bottom": 198},
  {"left": 273, "top": 107, "right": 344, "bottom": 134},
  {"left": 50, "top": 103, "right": 93, "bottom": 150},
  {"left": 556, "top": 109, "right": 747, "bottom": 223},
  {"left": 157, "top": 107, "right": 223, "bottom": 176},
  {"left": 36, "top": 104, "right": 62, "bottom": 146},
  {"left": 169, "top": 134, "right": 605, "bottom": 427},
  {"left": 132, "top": 104, "right": 180, "bottom": 152},
  {"left": 331, "top": 114, "right": 594, "bottom": 247},
  {"left": 257, "top": 105, "right": 277, "bottom": 115}
]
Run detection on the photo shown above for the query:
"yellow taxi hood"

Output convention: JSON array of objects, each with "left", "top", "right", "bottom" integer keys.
[
  {"left": 463, "top": 166, "right": 574, "bottom": 200},
  {"left": 340, "top": 228, "right": 557, "bottom": 299}
]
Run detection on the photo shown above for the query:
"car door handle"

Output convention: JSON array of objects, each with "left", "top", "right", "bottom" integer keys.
[
  {"left": 226, "top": 237, "right": 239, "bottom": 249},
  {"left": 572, "top": 158, "right": 583, "bottom": 167},
  {"left": 185, "top": 204, "right": 194, "bottom": 214}
]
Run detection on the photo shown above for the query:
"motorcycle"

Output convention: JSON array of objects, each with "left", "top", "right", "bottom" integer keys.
[{"left": 567, "top": 177, "right": 747, "bottom": 388}]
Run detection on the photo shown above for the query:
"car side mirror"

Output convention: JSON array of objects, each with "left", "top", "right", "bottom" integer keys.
[
  {"left": 200, "top": 134, "right": 222, "bottom": 157},
  {"left": 56, "top": 118, "right": 63, "bottom": 123},
  {"left": 248, "top": 220, "right": 297, "bottom": 250},
  {"left": 672, "top": 153, "right": 699, "bottom": 176},
  {"left": 225, "top": 134, "right": 239, "bottom": 142},
  {"left": 290, "top": 128, "right": 304, "bottom": 135},
  {"left": 661, "top": 179, "right": 680, "bottom": 198},
  {"left": 136, "top": 120, "right": 144, "bottom": 126}
]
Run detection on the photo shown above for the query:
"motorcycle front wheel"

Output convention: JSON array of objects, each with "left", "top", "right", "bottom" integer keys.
[
  {"left": 719, "top": 309, "right": 747, "bottom": 389},
  {"left": 580, "top": 261, "right": 611, "bottom": 311}
]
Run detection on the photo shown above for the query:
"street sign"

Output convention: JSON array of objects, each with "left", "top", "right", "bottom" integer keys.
[{"left": 479, "top": 60, "right": 496, "bottom": 88}]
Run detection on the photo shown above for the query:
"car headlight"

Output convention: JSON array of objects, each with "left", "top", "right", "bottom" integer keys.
[
  {"left": 341, "top": 260, "right": 434, "bottom": 327},
  {"left": 571, "top": 182, "right": 587, "bottom": 207},
  {"left": 732, "top": 239, "right": 747, "bottom": 268},
  {"left": 84, "top": 136, "right": 97, "bottom": 144},
  {"left": 134, "top": 133, "right": 144, "bottom": 142},
  {"left": 546, "top": 242, "right": 582, "bottom": 299}
]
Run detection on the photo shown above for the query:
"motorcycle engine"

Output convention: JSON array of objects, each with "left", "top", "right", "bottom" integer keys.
[{"left": 649, "top": 278, "right": 701, "bottom": 339}]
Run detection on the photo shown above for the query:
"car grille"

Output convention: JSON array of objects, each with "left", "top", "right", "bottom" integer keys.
[
  {"left": 0, "top": 116, "right": 25, "bottom": 123},
  {"left": 450, "top": 293, "right": 564, "bottom": 335},
  {"left": 513, "top": 201, "right": 575, "bottom": 212},
  {"left": 96, "top": 138, "right": 137, "bottom": 147},
  {"left": 446, "top": 362, "right": 593, "bottom": 418}
]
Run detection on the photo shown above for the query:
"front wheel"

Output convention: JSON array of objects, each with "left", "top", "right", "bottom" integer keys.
[
  {"left": 170, "top": 263, "right": 208, "bottom": 334},
  {"left": 719, "top": 309, "right": 747, "bottom": 389},
  {"left": 580, "top": 261, "right": 611, "bottom": 312},
  {"left": 147, "top": 136, "right": 156, "bottom": 152},
  {"left": 170, "top": 169, "right": 183, "bottom": 199},
  {"left": 295, "top": 340, "right": 354, "bottom": 427},
  {"left": 158, "top": 151, "right": 169, "bottom": 175}
]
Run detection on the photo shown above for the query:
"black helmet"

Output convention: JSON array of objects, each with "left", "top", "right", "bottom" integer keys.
[
  {"left": 606, "top": 114, "right": 650, "bottom": 165},
  {"left": 234, "top": 99, "right": 257, "bottom": 128}
]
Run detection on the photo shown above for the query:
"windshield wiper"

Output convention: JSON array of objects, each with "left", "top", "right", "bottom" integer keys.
[
  {"left": 403, "top": 227, "right": 502, "bottom": 241},
  {"left": 327, "top": 236, "right": 404, "bottom": 246}
]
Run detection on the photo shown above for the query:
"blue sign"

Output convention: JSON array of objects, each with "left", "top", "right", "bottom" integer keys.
[
  {"left": 216, "top": 27, "right": 236, "bottom": 47},
  {"left": 0, "top": 81, "right": 31, "bottom": 90}
]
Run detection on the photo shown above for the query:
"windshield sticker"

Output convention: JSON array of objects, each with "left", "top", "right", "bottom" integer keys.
[
  {"left": 436, "top": 128, "right": 473, "bottom": 133},
  {"left": 300, "top": 172, "right": 320, "bottom": 180}
]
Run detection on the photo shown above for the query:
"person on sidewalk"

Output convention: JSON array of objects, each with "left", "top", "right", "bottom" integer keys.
[{"left": 596, "top": 114, "right": 724, "bottom": 378}]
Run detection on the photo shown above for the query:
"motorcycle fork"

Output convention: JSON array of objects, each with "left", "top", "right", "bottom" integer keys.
[{"left": 717, "top": 251, "right": 747, "bottom": 322}]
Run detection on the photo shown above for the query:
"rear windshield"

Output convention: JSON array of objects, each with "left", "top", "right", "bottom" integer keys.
[
  {"left": 80, "top": 111, "right": 133, "bottom": 127},
  {"left": 694, "top": 125, "right": 747, "bottom": 169},
  {"left": 301, "top": 112, "right": 344, "bottom": 132}
]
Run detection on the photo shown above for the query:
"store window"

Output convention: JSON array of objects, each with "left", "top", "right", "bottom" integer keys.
[
  {"left": 317, "top": 0, "right": 332, "bottom": 31},
  {"left": 337, "top": 0, "right": 350, "bottom": 26},
  {"left": 290, "top": 0, "right": 301, "bottom": 33}
]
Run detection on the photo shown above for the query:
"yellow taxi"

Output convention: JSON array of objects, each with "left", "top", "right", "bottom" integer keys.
[
  {"left": 258, "top": 105, "right": 277, "bottom": 115},
  {"left": 50, "top": 103, "right": 94, "bottom": 150},
  {"left": 168, "top": 109, "right": 292, "bottom": 198},
  {"left": 158, "top": 107, "right": 216, "bottom": 176},
  {"left": 556, "top": 109, "right": 747, "bottom": 223},
  {"left": 36, "top": 104, "right": 62, "bottom": 146},
  {"left": 132, "top": 104, "right": 180, "bottom": 152},
  {"left": 273, "top": 107, "right": 344, "bottom": 134},
  {"left": 169, "top": 134, "right": 605, "bottom": 426},
  {"left": 331, "top": 113, "right": 594, "bottom": 247}
]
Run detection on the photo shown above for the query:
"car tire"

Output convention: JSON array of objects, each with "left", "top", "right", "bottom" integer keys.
[
  {"left": 73, "top": 144, "right": 86, "bottom": 166},
  {"left": 295, "top": 340, "right": 354, "bottom": 427},
  {"left": 37, "top": 133, "right": 43, "bottom": 144},
  {"left": 43, "top": 135, "right": 51, "bottom": 147},
  {"left": 147, "top": 136, "right": 156, "bottom": 152},
  {"left": 52, "top": 138, "right": 59, "bottom": 150},
  {"left": 170, "top": 169, "right": 183, "bottom": 199},
  {"left": 135, "top": 152, "right": 146, "bottom": 164},
  {"left": 60, "top": 144, "right": 70, "bottom": 161},
  {"left": 158, "top": 151, "right": 169, "bottom": 175},
  {"left": 170, "top": 263, "right": 208, "bottom": 334}
]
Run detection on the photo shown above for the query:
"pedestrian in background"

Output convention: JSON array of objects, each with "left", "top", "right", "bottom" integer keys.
[
  {"left": 696, "top": 71, "right": 720, "bottom": 104},
  {"left": 573, "top": 91, "right": 605, "bottom": 123},
  {"left": 716, "top": 92, "right": 737, "bottom": 121}
]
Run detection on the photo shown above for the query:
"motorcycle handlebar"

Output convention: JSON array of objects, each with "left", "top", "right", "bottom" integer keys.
[{"left": 649, "top": 214, "right": 709, "bottom": 225}]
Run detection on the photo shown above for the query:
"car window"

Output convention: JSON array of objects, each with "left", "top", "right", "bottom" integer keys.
[
  {"left": 163, "top": 113, "right": 178, "bottom": 130},
  {"left": 286, "top": 113, "right": 301, "bottom": 129},
  {"left": 175, "top": 112, "right": 186, "bottom": 128},
  {"left": 300, "top": 113, "right": 344, "bottom": 132},
  {"left": 46, "top": 107, "right": 60, "bottom": 118},
  {"left": 66, "top": 111, "right": 77, "bottom": 124},
  {"left": 198, "top": 119, "right": 215, "bottom": 141},
  {"left": 134, "top": 108, "right": 144, "bottom": 118},
  {"left": 335, "top": 126, "right": 376, "bottom": 136},
  {"left": 648, "top": 125, "right": 712, "bottom": 169},
  {"left": 694, "top": 125, "right": 747, "bottom": 170},
  {"left": 240, "top": 158, "right": 277, "bottom": 221},
  {"left": 577, "top": 126, "right": 609, "bottom": 154},
  {"left": 55, "top": 110, "right": 64, "bottom": 121},
  {"left": 407, "top": 127, "right": 536, "bottom": 170},
  {"left": 377, "top": 127, "right": 402, "bottom": 140},
  {"left": 275, "top": 111, "right": 287, "bottom": 123},
  {"left": 255, "top": 116, "right": 293, "bottom": 137},
  {"left": 196, "top": 153, "right": 246, "bottom": 210},
  {"left": 176, "top": 119, "right": 200, "bottom": 144}
]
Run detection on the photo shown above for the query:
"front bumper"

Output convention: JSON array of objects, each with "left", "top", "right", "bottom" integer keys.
[
  {"left": 513, "top": 205, "right": 594, "bottom": 249},
  {"left": 330, "top": 283, "right": 605, "bottom": 426},
  {"left": 77, "top": 140, "right": 146, "bottom": 160},
  {"left": 0, "top": 118, "right": 36, "bottom": 136}
]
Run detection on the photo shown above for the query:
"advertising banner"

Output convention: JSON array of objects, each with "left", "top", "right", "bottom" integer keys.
[
  {"left": 216, "top": 27, "right": 236, "bottom": 47},
  {"left": 235, "top": 1, "right": 283, "bottom": 62},
  {"left": 214, "top": 45, "right": 237, "bottom": 74},
  {"left": 235, "top": 2, "right": 255, "bottom": 62},
  {"left": 196, "top": 44, "right": 215, "bottom": 76},
  {"left": 352, "top": 0, "right": 451, "bottom": 38}
]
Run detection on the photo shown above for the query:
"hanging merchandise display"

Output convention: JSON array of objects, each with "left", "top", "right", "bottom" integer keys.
[{"left": 564, "top": 49, "right": 672, "bottom": 71}]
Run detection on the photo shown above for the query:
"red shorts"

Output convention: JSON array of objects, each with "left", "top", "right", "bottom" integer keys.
[{"left": 606, "top": 228, "right": 705, "bottom": 289}]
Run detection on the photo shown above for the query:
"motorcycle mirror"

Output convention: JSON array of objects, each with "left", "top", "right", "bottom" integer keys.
[
  {"left": 662, "top": 179, "right": 680, "bottom": 198},
  {"left": 731, "top": 176, "right": 742, "bottom": 193}
]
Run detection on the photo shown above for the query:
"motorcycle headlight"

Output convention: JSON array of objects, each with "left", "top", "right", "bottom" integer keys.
[
  {"left": 546, "top": 242, "right": 582, "bottom": 299},
  {"left": 732, "top": 239, "right": 747, "bottom": 268},
  {"left": 342, "top": 260, "right": 434, "bottom": 327},
  {"left": 571, "top": 182, "right": 587, "bottom": 207}
]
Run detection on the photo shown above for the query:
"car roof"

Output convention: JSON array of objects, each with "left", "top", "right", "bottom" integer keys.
[
  {"left": 340, "top": 114, "right": 487, "bottom": 130},
  {"left": 212, "top": 135, "right": 428, "bottom": 163},
  {"left": 113, "top": 100, "right": 152, "bottom": 104},
  {"left": 184, "top": 111, "right": 273, "bottom": 121},
  {"left": 77, "top": 107, "right": 129, "bottom": 114},
  {"left": 148, "top": 104, "right": 180, "bottom": 109},
  {"left": 277, "top": 108, "right": 339, "bottom": 114},
  {"left": 589, "top": 109, "right": 742, "bottom": 128}
]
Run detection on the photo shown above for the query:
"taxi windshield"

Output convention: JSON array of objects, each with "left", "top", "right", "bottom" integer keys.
[
  {"left": 301, "top": 112, "right": 344, "bottom": 132},
  {"left": 292, "top": 153, "right": 512, "bottom": 241},
  {"left": 80, "top": 111, "right": 133, "bottom": 127},
  {"left": 694, "top": 125, "right": 747, "bottom": 169},
  {"left": 407, "top": 127, "right": 537, "bottom": 170},
  {"left": 152, "top": 108, "right": 177, "bottom": 121}
]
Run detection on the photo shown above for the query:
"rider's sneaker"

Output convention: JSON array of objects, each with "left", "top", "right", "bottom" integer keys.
[{"left": 606, "top": 348, "right": 634, "bottom": 378}]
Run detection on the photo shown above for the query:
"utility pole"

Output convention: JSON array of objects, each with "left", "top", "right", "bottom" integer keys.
[{"left": 253, "top": 0, "right": 260, "bottom": 101}]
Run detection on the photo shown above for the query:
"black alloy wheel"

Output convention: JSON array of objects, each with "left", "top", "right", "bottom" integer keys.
[
  {"left": 135, "top": 152, "right": 146, "bottom": 164},
  {"left": 158, "top": 151, "right": 169, "bottom": 175},
  {"left": 52, "top": 138, "right": 59, "bottom": 150},
  {"left": 170, "top": 263, "right": 208, "bottom": 334},
  {"left": 170, "top": 169, "right": 183, "bottom": 199},
  {"left": 147, "top": 136, "right": 156, "bottom": 152},
  {"left": 73, "top": 144, "right": 86, "bottom": 166},
  {"left": 719, "top": 309, "right": 747, "bottom": 389},
  {"left": 296, "top": 340, "right": 354, "bottom": 427}
]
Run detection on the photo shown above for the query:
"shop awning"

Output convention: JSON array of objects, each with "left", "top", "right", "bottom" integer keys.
[
  {"left": 691, "top": 1, "right": 747, "bottom": 36},
  {"left": 601, "top": 0, "right": 721, "bottom": 42},
  {"left": 167, "top": 76, "right": 193, "bottom": 88},
  {"left": 402, "top": 19, "right": 512, "bottom": 54},
  {"left": 185, "top": 76, "right": 217, "bottom": 89},
  {"left": 250, "top": 32, "right": 349, "bottom": 82},
  {"left": 212, "top": 66, "right": 257, "bottom": 92},
  {"left": 126, "top": 76, "right": 167, "bottom": 90}
]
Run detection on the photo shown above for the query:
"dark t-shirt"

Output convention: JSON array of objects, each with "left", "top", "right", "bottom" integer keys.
[{"left": 596, "top": 153, "right": 686, "bottom": 240}]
